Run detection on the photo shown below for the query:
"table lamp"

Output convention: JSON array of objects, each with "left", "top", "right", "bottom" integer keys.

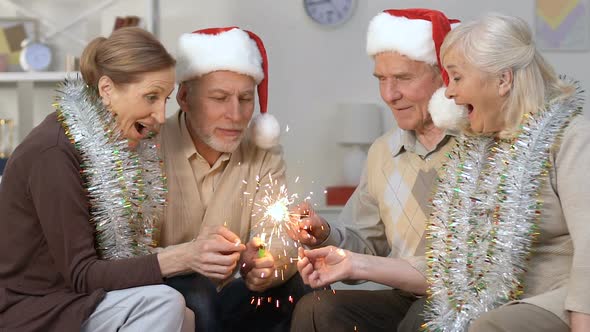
[
  {"left": 337, "top": 102, "right": 382, "bottom": 185},
  {"left": 326, "top": 103, "right": 382, "bottom": 205}
]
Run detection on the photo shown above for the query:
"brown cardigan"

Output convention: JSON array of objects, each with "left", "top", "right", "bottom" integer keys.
[{"left": 0, "top": 113, "right": 163, "bottom": 332}]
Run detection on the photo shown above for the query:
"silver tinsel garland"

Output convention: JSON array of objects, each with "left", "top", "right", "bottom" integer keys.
[
  {"left": 423, "top": 86, "right": 583, "bottom": 331},
  {"left": 54, "top": 78, "right": 167, "bottom": 260}
]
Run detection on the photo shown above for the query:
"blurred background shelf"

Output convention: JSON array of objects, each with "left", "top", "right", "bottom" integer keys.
[
  {"left": 0, "top": 72, "right": 78, "bottom": 143},
  {"left": 0, "top": 71, "right": 76, "bottom": 82},
  {"left": 315, "top": 206, "right": 344, "bottom": 213}
]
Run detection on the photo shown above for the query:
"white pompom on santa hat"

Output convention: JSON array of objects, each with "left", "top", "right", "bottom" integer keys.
[
  {"left": 366, "top": 9, "right": 468, "bottom": 130},
  {"left": 176, "top": 27, "right": 280, "bottom": 149}
]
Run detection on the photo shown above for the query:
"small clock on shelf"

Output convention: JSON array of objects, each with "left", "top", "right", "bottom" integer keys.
[
  {"left": 19, "top": 39, "right": 52, "bottom": 72},
  {"left": 304, "top": 0, "right": 357, "bottom": 27}
]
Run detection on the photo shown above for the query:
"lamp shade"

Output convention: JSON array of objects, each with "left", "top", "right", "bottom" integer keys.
[{"left": 336, "top": 103, "right": 382, "bottom": 144}]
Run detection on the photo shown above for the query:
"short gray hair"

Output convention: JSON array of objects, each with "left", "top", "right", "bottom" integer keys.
[{"left": 440, "top": 13, "right": 573, "bottom": 138}]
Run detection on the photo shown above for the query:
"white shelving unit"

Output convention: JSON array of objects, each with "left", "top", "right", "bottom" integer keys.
[
  {"left": 0, "top": 72, "right": 75, "bottom": 141},
  {"left": 0, "top": 72, "right": 73, "bottom": 82}
]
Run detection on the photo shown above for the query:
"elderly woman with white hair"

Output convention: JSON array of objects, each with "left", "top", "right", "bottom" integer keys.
[{"left": 422, "top": 13, "right": 590, "bottom": 332}]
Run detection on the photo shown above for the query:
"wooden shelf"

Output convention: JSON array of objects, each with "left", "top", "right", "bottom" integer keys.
[{"left": 0, "top": 71, "right": 78, "bottom": 83}]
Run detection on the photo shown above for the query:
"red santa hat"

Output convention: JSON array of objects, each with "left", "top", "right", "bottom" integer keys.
[
  {"left": 366, "top": 9, "right": 468, "bottom": 130},
  {"left": 176, "top": 27, "right": 280, "bottom": 149}
]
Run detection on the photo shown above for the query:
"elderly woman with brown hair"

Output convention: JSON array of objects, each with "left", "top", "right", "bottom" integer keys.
[
  {"left": 422, "top": 13, "right": 590, "bottom": 332},
  {"left": 0, "top": 28, "right": 195, "bottom": 331}
]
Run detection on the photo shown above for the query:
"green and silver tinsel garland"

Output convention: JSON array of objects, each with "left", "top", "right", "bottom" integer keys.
[
  {"left": 423, "top": 85, "right": 583, "bottom": 332},
  {"left": 54, "top": 78, "right": 167, "bottom": 260}
]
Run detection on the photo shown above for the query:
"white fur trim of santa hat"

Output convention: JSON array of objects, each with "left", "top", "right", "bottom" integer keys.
[
  {"left": 428, "top": 87, "right": 469, "bottom": 130},
  {"left": 176, "top": 28, "right": 264, "bottom": 83},
  {"left": 366, "top": 12, "right": 437, "bottom": 64}
]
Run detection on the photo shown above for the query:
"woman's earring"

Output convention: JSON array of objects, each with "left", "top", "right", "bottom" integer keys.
[
  {"left": 107, "top": 105, "right": 119, "bottom": 119},
  {"left": 104, "top": 102, "right": 114, "bottom": 114}
]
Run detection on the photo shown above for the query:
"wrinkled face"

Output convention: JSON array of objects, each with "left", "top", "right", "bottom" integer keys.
[
  {"left": 179, "top": 70, "right": 256, "bottom": 153},
  {"left": 373, "top": 52, "right": 443, "bottom": 131},
  {"left": 100, "top": 67, "right": 175, "bottom": 149},
  {"left": 443, "top": 48, "right": 509, "bottom": 134}
]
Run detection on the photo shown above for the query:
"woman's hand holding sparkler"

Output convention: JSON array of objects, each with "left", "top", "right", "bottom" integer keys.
[
  {"left": 183, "top": 225, "right": 246, "bottom": 281},
  {"left": 239, "top": 237, "right": 276, "bottom": 292},
  {"left": 288, "top": 202, "right": 330, "bottom": 246},
  {"left": 297, "top": 246, "right": 355, "bottom": 288}
]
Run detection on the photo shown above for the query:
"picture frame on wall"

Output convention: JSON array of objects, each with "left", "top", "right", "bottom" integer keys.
[
  {"left": 535, "top": 0, "right": 590, "bottom": 51},
  {"left": 0, "top": 17, "right": 39, "bottom": 71}
]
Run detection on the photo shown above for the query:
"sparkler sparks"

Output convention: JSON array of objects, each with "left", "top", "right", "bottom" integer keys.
[
  {"left": 242, "top": 173, "right": 328, "bottom": 310},
  {"left": 264, "top": 197, "right": 291, "bottom": 224},
  {"left": 243, "top": 174, "right": 311, "bottom": 310},
  {"left": 253, "top": 179, "right": 301, "bottom": 251}
]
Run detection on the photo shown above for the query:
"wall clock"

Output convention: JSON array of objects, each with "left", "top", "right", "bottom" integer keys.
[{"left": 304, "top": 0, "right": 357, "bottom": 26}]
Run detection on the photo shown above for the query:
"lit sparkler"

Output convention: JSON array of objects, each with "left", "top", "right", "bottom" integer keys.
[
  {"left": 243, "top": 173, "right": 322, "bottom": 309},
  {"left": 253, "top": 176, "right": 303, "bottom": 253}
]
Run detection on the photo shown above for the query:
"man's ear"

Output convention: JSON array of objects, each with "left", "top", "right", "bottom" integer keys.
[
  {"left": 176, "top": 82, "right": 190, "bottom": 112},
  {"left": 498, "top": 69, "right": 513, "bottom": 97},
  {"left": 98, "top": 75, "right": 115, "bottom": 106}
]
